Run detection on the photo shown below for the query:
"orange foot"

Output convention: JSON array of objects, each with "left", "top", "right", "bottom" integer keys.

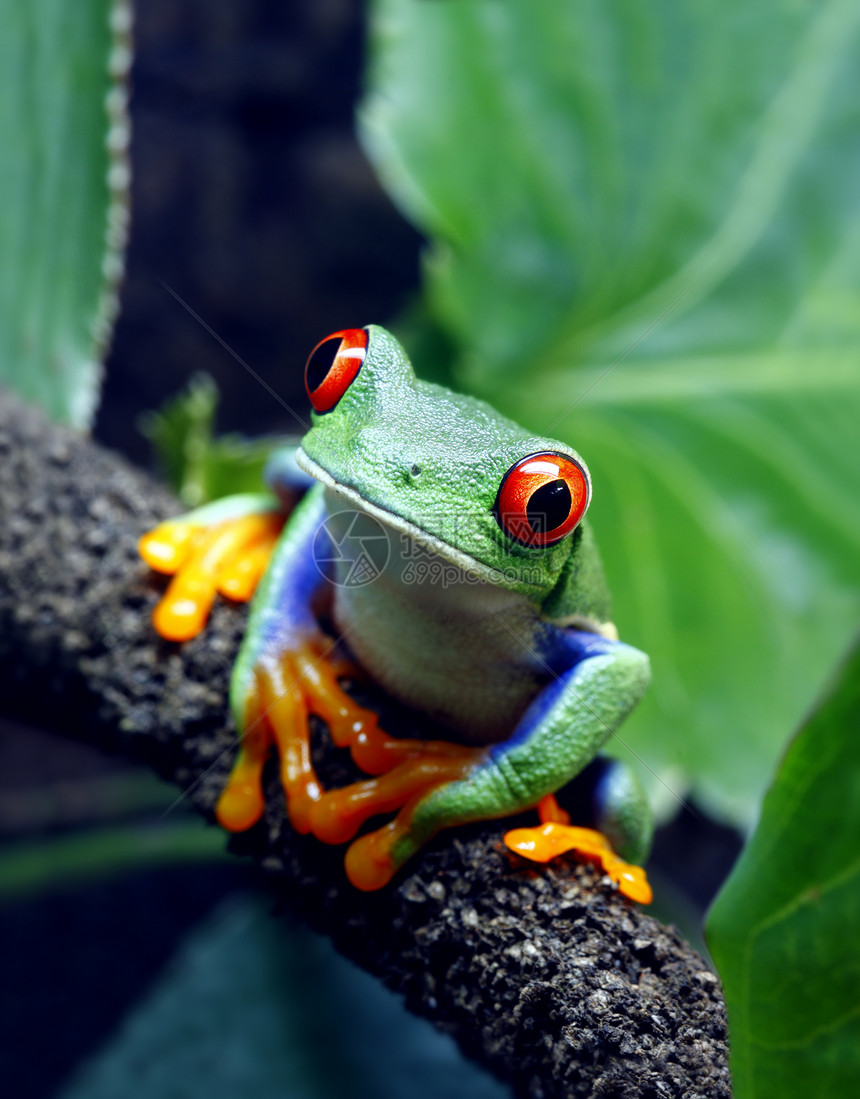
[
  {"left": 215, "top": 634, "right": 486, "bottom": 889},
  {"left": 139, "top": 507, "right": 284, "bottom": 641},
  {"left": 310, "top": 745, "right": 486, "bottom": 891},
  {"left": 504, "top": 795, "right": 652, "bottom": 904},
  {"left": 213, "top": 634, "right": 367, "bottom": 834}
]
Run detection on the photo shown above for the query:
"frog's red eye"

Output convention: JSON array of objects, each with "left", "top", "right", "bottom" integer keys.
[
  {"left": 495, "top": 452, "right": 589, "bottom": 547},
  {"left": 305, "top": 328, "right": 368, "bottom": 413}
]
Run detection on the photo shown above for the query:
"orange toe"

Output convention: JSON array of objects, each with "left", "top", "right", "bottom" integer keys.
[
  {"left": 215, "top": 736, "right": 270, "bottom": 832},
  {"left": 344, "top": 823, "right": 399, "bottom": 891},
  {"left": 144, "top": 512, "right": 284, "bottom": 641},
  {"left": 504, "top": 821, "right": 652, "bottom": 904},
  {"left": 138, "top": 521, "right": 198, "bottom": 573},
  {"left": 153, "top": 568, "right": 217, "bottom": 641}
]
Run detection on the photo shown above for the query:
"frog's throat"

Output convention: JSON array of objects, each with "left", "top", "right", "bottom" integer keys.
[{"left": 296, "top": 447, "right": 546, "bottom": 594}]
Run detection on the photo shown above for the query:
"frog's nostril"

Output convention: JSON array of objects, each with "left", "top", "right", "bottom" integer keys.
[{"left": 410, "top": 463, "right": 423, "bottom": 477}]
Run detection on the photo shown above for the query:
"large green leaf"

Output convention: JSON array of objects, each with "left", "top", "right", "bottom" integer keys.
[
  {"left": 361, "top": 0, "right": 860, "bottom": 823},
  {"left": 0, "top": 0, "right": 130, "bottom": 427},
  {"left": 707, "top": 640, "right": 860, "bottom": 1098}
]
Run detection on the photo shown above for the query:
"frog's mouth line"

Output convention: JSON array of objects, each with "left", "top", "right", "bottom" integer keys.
[{"left": 295, "top": 447, "right": 546, "bottom": 594}]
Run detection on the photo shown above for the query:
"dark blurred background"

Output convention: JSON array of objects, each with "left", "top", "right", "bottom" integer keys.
[{"left": 96, "top": 0, "right": 423, "bottom": 464}]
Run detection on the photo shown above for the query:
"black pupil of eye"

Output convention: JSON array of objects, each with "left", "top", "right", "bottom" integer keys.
[
  {"left": 306, "top": 337, "right": 342, "bottom": 392},
  {"left": 526, "top": 479, "right": 571, "bottom": 534}
]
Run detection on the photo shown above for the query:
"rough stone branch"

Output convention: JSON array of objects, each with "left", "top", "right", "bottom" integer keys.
[{"left": 0, "top": 391, "right": 730, "bottom": 1098}]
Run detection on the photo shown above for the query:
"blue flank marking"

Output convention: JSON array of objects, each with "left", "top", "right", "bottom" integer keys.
[
  {"left": 552, "top": 627, "right": 621, "bottom": 666},
  {"left": 489, "top": 628, "right": 624, "bottom": 759},
  {"left": 256, "top": 495, "right": 331, "bottom": 651}
]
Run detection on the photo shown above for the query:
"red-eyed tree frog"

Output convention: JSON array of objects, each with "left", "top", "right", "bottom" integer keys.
[{"left": 140, "top": 327, "right": 654, "bottom": 901}]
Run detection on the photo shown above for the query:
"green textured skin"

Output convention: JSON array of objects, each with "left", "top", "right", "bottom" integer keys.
[{"left": 300, "top": 326, "right": 608, "bottom": 609}]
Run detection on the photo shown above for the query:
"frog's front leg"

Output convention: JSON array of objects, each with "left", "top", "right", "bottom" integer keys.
[
  {"left": 139, "top": 448, "right": 314, "bottom": 641},
  {"left": 214, "top": 483, "right": 383, "bottom": 833},
  {"left": 331, "top": 631, "right": 651, "bottom": 896},
  {"left": 140, "top": 493, "right": 284, "bottom": 640}
]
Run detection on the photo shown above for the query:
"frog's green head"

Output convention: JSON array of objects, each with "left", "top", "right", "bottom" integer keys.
[{"left": 296, "top": 325, "right": 591, "bottom": 598}]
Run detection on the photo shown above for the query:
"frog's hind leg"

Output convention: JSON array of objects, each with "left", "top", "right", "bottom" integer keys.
[
  {"left": 337, "top": 633, "right": 652, "bottom": 898},
  {"left": 500, "top": 758, "right": 654, "bottom": 903},
  {"left": 307, "top": 743, "right": 488, "bottom": 851},
  {"left": 558, "top": 756, "right": 654, "bottom": 866}
]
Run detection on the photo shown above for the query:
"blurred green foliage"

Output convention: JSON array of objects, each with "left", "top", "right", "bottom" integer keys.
[
  {"left": 708, "top": 639, "right": 860, "bottom": 1097},
  {"left": 140, "top": 372, "right": 287, "bottom": 506},
  {"left": 0, "top": 818, "right": 223, "bottom": 900},
  {"left": 0, "top": 0, "right": 129, "bottom": 427},
  {"left": 361, "top": 0, "right": 860, "bottom": 827},
  {"left": 361, "top": 7, "right": 860, "bottom": 1092}
]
